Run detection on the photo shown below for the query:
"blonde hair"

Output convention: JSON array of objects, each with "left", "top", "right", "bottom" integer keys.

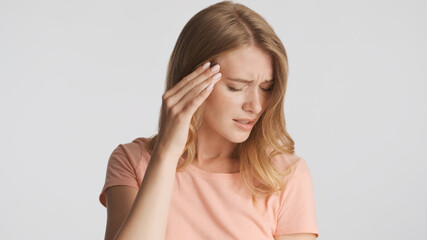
[{"left": 146, "top": 1, "right": 296, "bottom": 205}]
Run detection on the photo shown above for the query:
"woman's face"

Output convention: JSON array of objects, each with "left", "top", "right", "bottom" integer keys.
[{"left": 200, "top": 45, "right": 274, "bottom": 143}]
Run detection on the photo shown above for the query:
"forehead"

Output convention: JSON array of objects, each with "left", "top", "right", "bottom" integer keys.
[{"left": 215, "top": 45, "right": 273, "bottom": 82}]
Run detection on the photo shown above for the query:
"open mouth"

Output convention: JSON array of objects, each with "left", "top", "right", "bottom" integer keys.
[
  {"left": 233, "top": 119, "right": 255, "bottom": 130},
  {"left": 234, "top": 119, "right": 251, "bottom": 124}
]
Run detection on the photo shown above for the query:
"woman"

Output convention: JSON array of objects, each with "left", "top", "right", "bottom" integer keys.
[{"left": 99, "top": 1, "right": 319, "bottom": 239}]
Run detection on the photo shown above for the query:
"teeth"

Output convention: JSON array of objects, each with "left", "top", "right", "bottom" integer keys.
[{"left": 237, "top": 120, "right": 250, "bottom": 124}]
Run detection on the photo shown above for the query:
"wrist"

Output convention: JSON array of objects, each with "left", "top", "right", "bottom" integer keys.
[{"left": 152, "top": 145, "right": 182, "bottom": 162}]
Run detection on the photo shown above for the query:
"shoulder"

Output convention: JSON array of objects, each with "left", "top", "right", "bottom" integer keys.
[
  {"left": 111, "top": 137, "right": 152, "bottom": 169},
  {"left": 270, "top": 153, "right": 318, "bottom": 238},
  {"left": 270, "top": 151, "right": 311, "bottom": 178},
  {"left": 119, "top": 137, "right": 150, "bottom": 154}
]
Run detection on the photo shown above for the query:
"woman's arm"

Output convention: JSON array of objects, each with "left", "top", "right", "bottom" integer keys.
[
  {"left": 104, "top": 61, "right": 222, "bottom": 240},
  {"left": 104, "top": 186, "right": 138, "bottom": 240},
  {"left": 110, "top": 151, "right": 180, "bottom": 240}
]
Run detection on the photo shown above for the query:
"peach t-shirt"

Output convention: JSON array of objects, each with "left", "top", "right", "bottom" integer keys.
[{"left": 99, "top": 137, "right": 319, "bottom": 239}]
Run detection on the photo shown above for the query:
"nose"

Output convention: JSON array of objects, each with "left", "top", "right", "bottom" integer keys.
[{"left": 242, "top": 87, "right": 263, "bottom": 114}]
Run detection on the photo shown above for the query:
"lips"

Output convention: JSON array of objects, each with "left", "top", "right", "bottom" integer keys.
[
  {"left": 233, "top": 118, "right": 256, "bottom": 130},
  {"left": 233, "top": 118, "right": 256, "bottom": 124}
]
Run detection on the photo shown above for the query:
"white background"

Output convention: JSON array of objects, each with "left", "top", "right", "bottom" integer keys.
[{"left": 1, "top": 0, "right": 426, "bottom": 239}]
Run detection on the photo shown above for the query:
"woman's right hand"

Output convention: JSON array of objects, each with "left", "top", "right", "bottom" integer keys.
[{"left": 153, "top": 61, "right": 222, "bottom": 158}]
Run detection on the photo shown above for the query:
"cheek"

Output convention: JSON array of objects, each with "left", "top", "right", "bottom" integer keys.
[
  {"left": 208, "top": 85, "right": 235, "bottom": 106},
  {"left": 204, "top": 86, "right": 239, "bottom": 116}
]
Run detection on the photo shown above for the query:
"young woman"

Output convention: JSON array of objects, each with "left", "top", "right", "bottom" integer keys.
[{"left": 99, "top": 1, "right": 319, "bottom": 239}]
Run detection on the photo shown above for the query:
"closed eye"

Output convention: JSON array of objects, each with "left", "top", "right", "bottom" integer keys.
[
  {"left": 228, "top": 86, "right": 241, "bottom": 92},
  {"left": 227, "top": 86, "right": 273, "bottom": 92},
  {"left": 262, "top": 87, "right": 273, "bottom": 92}
]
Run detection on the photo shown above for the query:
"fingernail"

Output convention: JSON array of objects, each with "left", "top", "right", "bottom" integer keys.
[
  {"left": 202, "top": 62, "right": 211, "bottom": 70},
  {"left": 210, "top": 64, "right": 220, "bottom": 72},
  {"left": 212, "top": 72, "right": 222, "bottom": 81},
  {"left": 206, "top": 83, "right": 214, "bottom": 92}
]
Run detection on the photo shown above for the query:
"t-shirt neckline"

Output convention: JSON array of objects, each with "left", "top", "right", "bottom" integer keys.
[{"left": 186, "top": 161, "right": 241, "bottom": 179}]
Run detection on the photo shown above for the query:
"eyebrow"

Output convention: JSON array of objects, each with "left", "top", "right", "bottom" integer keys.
[{"left": 226, "top": 77, "right": 273, "bottom": 84}]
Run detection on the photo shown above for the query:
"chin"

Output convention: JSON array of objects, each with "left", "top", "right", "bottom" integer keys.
[{"left": 225, "top": 132, "right": 251, "bottom": 143}]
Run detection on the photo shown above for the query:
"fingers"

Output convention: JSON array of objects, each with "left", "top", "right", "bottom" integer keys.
[
  {"left": 163, "top": 61, "right": 211, "bottom": 99},
  {"left": 174, "top": 69, "right": 222, "bottom": 116},
  {"left": 164, "top": 62, "right": 221, "bottom": 107},
  {"left": 176, "top": 64, "right": 220, "bottom": 101}
]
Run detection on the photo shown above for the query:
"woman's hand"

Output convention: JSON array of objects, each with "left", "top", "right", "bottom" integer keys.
[{"left": 154, "top": 61, "right": 222, "bottom": 158}]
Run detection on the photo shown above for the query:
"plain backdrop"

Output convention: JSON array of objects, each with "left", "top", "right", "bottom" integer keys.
[{"left": 1, "top": 0, "right": 426, "bottom": 239}]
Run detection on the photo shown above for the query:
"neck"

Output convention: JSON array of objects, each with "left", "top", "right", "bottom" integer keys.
[{"left": 192, "top": 123, "right": 239, "bottom": 173}]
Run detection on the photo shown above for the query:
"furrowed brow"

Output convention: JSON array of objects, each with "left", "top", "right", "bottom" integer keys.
[{"left": 227, "top": 77, "right": 273, "bottom": 83}]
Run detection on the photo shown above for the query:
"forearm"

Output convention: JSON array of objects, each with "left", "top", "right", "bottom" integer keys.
[{"left": 113, "top": 149, "right": 179, "bottom": 240}]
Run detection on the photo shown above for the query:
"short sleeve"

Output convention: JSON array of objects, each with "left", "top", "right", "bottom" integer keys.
[
  {"left": 99, "top": 142, "right": 143, "bottom": 207},
  {"left": 274, "top": 158, "right": 319, "bottom": 237}
]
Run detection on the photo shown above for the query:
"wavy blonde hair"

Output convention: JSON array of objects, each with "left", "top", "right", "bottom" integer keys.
[{"left": 145, "top": 1, "right": 296, "bottom": 206}]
